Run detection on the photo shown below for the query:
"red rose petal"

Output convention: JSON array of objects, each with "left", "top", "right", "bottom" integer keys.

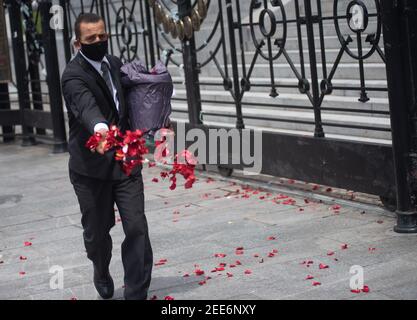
[
  {"left": 214, "top": 253, "right": 227, "bottom": 258},
  {"left": 327, "top": 251, "right": 335, "bottom": 256},
  {"left": 305, "top": 275, "right": 314, "bottom": 280},
  {"left": 194, "top": 269, "right": 205, "bottom": 276},
  {"left": 227, "top": 272, "right": 233, "bottom": 278},
  {"left": 351, "top": 289, "right": 361, "bottom": 294},
  {"left": 341, "top": 244, "right": 348, "bottom": 250},
  {"left": 312, "top": 281, "right": 321, "bottom": 286},
  {"left": 164, "top": 296, "right": 174, "bottom": 300},
  {"left": 19, "top": 256, "right": 27, "bottom": 261},
  {"left": 150, "top": 295, "right": 158, "bottom": 300},
  {"left": 24, "top": 241, "right": 32, "bottom": 247},
  {"left": 267, "top": 236, "right": 276, "bottom": 241},
  {"left": 19, "top": 271, "right": 26, "bottom": 276},
  {"left": 362, "top": 285, "right": 370, "bottom": 293},
  {"left": 319, "top": 263, "right": 329, "bottom": 269},
  {"left": 244, "top": 269, "right": 252, "bottom": 275}
]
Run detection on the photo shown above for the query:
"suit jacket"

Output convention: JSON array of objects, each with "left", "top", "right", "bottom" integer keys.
[{"left": 61, "top": 52, "right": 138, "bottom": 180}]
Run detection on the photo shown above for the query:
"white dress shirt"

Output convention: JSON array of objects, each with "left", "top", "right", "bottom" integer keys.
[{"left": 79, "top": 51, "right": 119, "bottom": 132}]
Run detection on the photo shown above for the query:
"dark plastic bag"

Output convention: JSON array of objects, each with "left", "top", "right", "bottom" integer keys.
[{"left": 120, "top": 59, "right": 173, "bottom": 137}]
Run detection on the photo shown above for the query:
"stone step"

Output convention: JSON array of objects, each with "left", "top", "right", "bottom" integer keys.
[
  {"left": 170, "top": 102, "right": 392, "bottom": 141},
  {"left": 171, "top": 76, "right": 388, "bottom": 99},
  {"left": 168, "top": 46, "right": 385, "bottom": 69},
  {"left": 171, "top": 117, "right": 392, "bottom": 146},
  {"left": 168, "top": 61, "right": 388, "bottom": 81},
  {"left": 171, "top": 88, "right": 389, "bottom": 113}
]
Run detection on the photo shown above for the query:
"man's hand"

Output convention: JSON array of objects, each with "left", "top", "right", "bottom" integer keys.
[{"left": 95, "top": 128, "right": 108, "bottom": 155}]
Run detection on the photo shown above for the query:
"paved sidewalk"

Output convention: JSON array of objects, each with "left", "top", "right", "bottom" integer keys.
[{"left": 0, "top": 142, "right": 417, "bottom": 300}]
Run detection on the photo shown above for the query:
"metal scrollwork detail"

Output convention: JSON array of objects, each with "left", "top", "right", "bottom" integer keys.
[
  {"left": 116, "top": 6, "right": 139, "bottom": 61},
  {"left": 249, "top": 0, "right": 287, "bottom": 61}
]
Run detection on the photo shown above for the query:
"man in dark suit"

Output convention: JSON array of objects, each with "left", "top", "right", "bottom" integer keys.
[{"left": 61, "top": 13, "right": 153, "bottom": 300}]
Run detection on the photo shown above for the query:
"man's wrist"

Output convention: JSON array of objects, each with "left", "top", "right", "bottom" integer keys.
[{"left": 94, "top": 123, "right": 109, "bottom": 133}]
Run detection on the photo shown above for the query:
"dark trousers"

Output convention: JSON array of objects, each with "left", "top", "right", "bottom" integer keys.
[{"left": 69, "top": 169, "right": 153, "bottom": 300}]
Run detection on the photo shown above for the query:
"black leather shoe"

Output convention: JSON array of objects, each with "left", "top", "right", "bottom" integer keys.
[{"left": 93, "top": 267, "right": 114, "bottom": 299}]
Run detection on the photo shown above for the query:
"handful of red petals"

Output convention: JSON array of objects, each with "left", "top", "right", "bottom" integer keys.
[{"left": 86, "top": 126, "right": 197, "bottom": 190}]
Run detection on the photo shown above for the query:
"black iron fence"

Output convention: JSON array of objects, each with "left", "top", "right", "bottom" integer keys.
[
  {"left": 0, "top": 0, "right": 67, "bottom": 152},
  {"left": 1, "top": 0, "right": 417, "bottom": 232}
]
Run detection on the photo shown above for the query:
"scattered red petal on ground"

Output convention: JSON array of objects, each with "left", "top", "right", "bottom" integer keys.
[
  {"left": 299, "top": 208, "right": 304, "bottom": 212},
  {"left": 154, "top": 259, "right": 167, "bottom": 266},
  {"left": 268, "top": 252, "right": 275, "bottom": 258},
  {"left": 351, "top": 289, "right": 361, "bottom": 294},
  {"left": 327, "top": 251, "right": 335, "bottom": 256},
  {"left": 341, "top": 244, "right": 348, "bottom": 250},
  {"left": 282, "top": 199, "right": 296, "bottom": 205},
  {"left": 164, "top": 296, "right": 174, "bottom": 300},
  {"left": 304, "top": 199, "right": 310, "bottom": 204},
  {"left": 152, "top": 178, "right": 159, "bottom": 183},
  {"left": 19, "top": 272, "right": 26, "bottom": 276},
  {"left": 214, "top": 253, "right": 227, "bottom": 258},
  {"left": 368, "top": 247, "right": 376, "bottom": 252},
  {"left": 235, "top": 260, "right": 242, "bottom": 266},
  {"left": 24, "top": 241, "right": 32, "bottom": 247},
  {"left": 312, "top": 281, "right": 321, "bottom": 286},
  {"left": 194, "top": 269, "right": 205, "bottom": 276},
  {"left": 362, "top": 285, "right": 370, "bottom": 293},
  {"left": 305, "top": 275, "right": 314, "bottom": 280},
  {"left": 377, "top": 220, "right": 384, "bottom": 224},
  {"left": 244, "top": 269, "right": 252, "bottom": 275},
  {"left": 319, "top": 263, "right": 329, "bottom": 269},
  {"left": 198, "top": 280, "right": 206, "bottom": 286},
  {"left": 227, "top": 273, "right": 233, "bottom": 278},
  {"left": 267, "top": 236, "right": 276, "bottom": 241},
  {"left": 19, "top": 256, "right": 27, "bottom": 261},
  {"left": 312, "top": 185, "right": 320, "bottom": 190},
  {"left": 150, "top": 295, "right": 158, "bottom": 300},
  {"left": 331, "top": 205, "right": 341, "bottom": 210},
  {"left": 229, "top": 264, "right": 236, "bottom": 268},
  {"left": 326, "top": 188, "right": 333, "bottom": 192},
  {"left": 253, "top": 254, "right": 259, "bottom": 258}
]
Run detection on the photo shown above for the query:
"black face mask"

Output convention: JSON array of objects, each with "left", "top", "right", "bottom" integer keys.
[{"left": 80, "top": 39, "right": 108, "bottom": 61}]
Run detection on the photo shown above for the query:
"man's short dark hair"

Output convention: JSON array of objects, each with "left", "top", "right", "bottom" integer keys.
[{"left": 74, "top": 13, "right": 104, "bottom": 40}]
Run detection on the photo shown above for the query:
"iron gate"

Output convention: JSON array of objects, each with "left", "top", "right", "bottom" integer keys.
[
  {"left": 1, "top": 0, "right": 417, "bottom": 232},
  {"left": 0, "top": 0, "right": 67, "bottom": 152}
]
